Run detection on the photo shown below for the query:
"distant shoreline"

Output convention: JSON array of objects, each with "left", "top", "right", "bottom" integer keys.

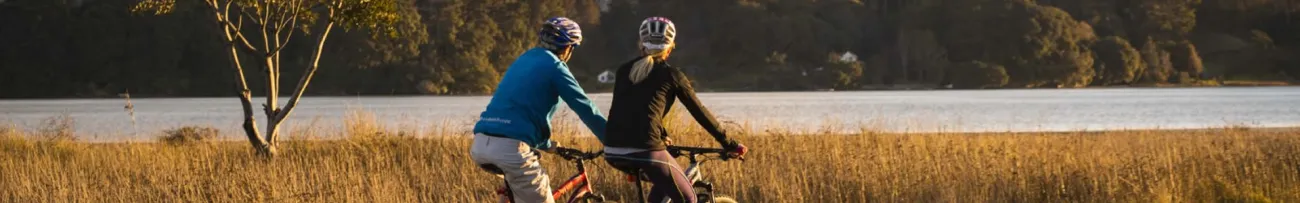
[
  {"left": 701, "top": 81, "right": 1296, "bottom": 93},
  {"left": 0, "top": 84, "right": 1295, "bottom": 99}
]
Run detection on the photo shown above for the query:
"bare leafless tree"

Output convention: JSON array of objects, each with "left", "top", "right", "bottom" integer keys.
[{"left": 133, "top": 0, "right": 423, "bottom": 156}]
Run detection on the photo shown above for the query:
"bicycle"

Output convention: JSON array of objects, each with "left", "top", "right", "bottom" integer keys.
[
  {"left": 481, "top": 147, "right": 608, "bottom": 203},
  {"left": 624, "top": 145, "right": 741, "bottom": 203}
]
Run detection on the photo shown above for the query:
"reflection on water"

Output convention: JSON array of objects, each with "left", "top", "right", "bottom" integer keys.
[{"left": 2, "top": 87, "right": 1299, "bottom": 141}]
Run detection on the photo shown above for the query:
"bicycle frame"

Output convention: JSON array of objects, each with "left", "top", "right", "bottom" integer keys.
[
  {"left": 550, "top": 158, "right": 596, "bottom": 203},
  {"left": 682, "top": 153, "right": 716, "bottom": 193},
  {"left": 496, "top": 148, "right": 604, "bottom": 203}
]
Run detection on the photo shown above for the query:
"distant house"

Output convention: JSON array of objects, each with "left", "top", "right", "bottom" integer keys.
[
  {"left": 839, "top": 52, "right": 858, "bottom": 62},
  {"left": 598, "top": 70, "right": 615, "bottom": 84}
]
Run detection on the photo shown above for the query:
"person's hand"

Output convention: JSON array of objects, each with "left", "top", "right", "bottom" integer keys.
[{"left": 724, "top": 143, "right": 747, "bottom": 159}]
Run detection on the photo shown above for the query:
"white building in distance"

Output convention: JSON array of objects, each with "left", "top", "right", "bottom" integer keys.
[
  {"left": 598, "top": 70, "right": 615, "bottom": 84},
  {"left": 839, "top": 51, "right": 858, "bottom": 62}
]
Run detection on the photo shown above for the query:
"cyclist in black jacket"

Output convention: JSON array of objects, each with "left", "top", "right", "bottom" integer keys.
[{"left": 602, "top": 17, "right": 748, "bottom": 203}]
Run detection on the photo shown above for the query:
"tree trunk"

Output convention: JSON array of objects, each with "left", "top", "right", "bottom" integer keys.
[
  {"left": 241, "top": 89, "right": 274, "bottom": 155},
  {"left": 210, "top": 1, "right": 273, "bottom": 156},
  {"left": 262, "top": 55, "right": 280, "bottom": 151}
]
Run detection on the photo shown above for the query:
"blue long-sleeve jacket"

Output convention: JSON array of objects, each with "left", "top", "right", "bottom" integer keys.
[{"left": 472, "top": 48, "right": 608, "bottom": 149}]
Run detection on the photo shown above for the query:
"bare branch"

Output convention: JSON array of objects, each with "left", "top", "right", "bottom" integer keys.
[
  {"left": 273, "top": 17, "right": 297, "bottom": 53},
  {"left": 275, "top": 21, "right": 335, "bottom": 134},
  {"left": 260, "top": 0, "right": 272, "bottom": 27},
  {"left": 275, "top": 3, "right": 296, "bottom": 34},
  {"left": 259, "top": 10, "right": 272, "bottom": 54},
  {"left": 225, "top": 18, "right": 263, "bottom": 54},
  {"left": 202, "top": 0, "right": 218, "bottom": 10},
  {"left": 276, "top": 0, "right": 302, "bottom": 29},
  {"left": 241, "top": 10, "right": 265, "bottom": 27},
  {"left": 268, "top": 0, "right": 281, "bottom": 23},
  {"left": 254, "top": 0, "right": 267, "bottom": 23},
  {"left": 222, "top": 0, "right": 234, "bottom": 21},
  {"left": 215, "top": 1, "right": 261, "bottom": 57},
  {"left": 292, "top": 0, "right": 306, "bottom": 15},
  {"left": 268, "top": 0, "right": 309, "bottom": 55},
  {"left": 270, "top": 0, "right": 299, "bottom": 50},
  {"left": 215, "top": 9, "right": 234, "bottom": 42},
  {"left": 272, "top": 23, "right": 284, "bottom": 54},
  {"left": 266, "top": 1, "right": 284, "bottom": 31}
]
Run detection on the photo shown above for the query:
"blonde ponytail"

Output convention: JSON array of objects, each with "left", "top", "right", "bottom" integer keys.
[
  {"left": 629, "top": 55, "right": 656, "bottom": 84},
  {"left": 629, "top": 43, "right": 672, "bottom": 84}
]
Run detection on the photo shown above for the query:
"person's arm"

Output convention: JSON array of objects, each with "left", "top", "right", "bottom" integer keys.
[
  {"left": 670, "top": 69, "right": 735, "bottom": 147},
  {"left": 552, "top": 63, "right": 609, "bottom": 142}
]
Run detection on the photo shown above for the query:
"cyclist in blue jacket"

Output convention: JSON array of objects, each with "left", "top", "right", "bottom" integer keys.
[{"left": 469, "top": 17, "right": 607, "bottom": 203}]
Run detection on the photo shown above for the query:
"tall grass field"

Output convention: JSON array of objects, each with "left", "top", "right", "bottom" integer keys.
[{"left": 2, "top": 112, "right": 1298, "bottom": 202}]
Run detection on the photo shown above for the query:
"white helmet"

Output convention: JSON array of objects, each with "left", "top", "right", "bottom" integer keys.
[{"left": 638, "top": 17, "right": 676, "bottom": 50}]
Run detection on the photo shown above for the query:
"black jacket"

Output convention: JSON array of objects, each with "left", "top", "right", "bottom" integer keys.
[{"left": 603, "top": 58, "right": 735, "bottom": 150}]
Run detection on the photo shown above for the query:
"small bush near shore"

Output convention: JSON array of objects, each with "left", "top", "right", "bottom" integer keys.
[{"left": 159, "top": 126, "right": 220, "bottom": 145}]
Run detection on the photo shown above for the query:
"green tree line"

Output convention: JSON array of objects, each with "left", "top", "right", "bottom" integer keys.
[{"left": 2, "top": 0, "right": 1299, "bottom": 98}]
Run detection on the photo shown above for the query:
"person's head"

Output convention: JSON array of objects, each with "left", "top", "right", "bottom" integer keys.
[
  {"left": 629, "top": 17, "right": 677, "bottom": 84},
  {"left": 638, "top": 17, "right": 676, "bottom": 59},
  {"left": 538, "top": 17, "right": 583, "bottom": 62}
]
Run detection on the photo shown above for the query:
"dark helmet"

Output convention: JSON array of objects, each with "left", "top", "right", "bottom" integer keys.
[{"left": 539, "top": 17, "right": 583, "bottom": 50}]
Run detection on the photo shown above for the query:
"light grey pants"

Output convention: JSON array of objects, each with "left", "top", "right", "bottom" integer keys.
[{"left": 470, "top": 133, "right": 555, "bottom": 203}]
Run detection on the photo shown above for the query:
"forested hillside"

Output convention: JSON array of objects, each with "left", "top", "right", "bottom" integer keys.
[{"left": 2, "top": 0, "right": 1297, "bottom": 98}]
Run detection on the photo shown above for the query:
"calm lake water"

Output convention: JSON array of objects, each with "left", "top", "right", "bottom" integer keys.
[{"left": 3, "top": 87, "right": 1299, "bottom": 141}]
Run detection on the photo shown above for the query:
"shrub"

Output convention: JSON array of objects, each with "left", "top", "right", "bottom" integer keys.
[
  {"left": 345, "top": 109, "right": 384, "bottom": 139},
  {"left": 36, "top": 115, "right": 76, "bottom": 142},
  {"left": 950, "top": 61, "right": 1010, "bottom": 89},
  {"left": 822, "top": 53, "right": 865, "bottom": 89},
  {"left": 1139, "top": 39, "right": 1175, "bottom": 83},
  {"left": 936, "top": 0, "right": 1096, "bottom": 87},
  {"left": 0, "top": 123, "right": 20, "bottom": 138},
  {"left": 0, "top": 124, "right": 33, "bottom": 155},
  {"left": 1092, "top": 36, "right": 1145, "bottom": 85},
  {"left": 343, "top": 108, "right": 413, "bottom": 142},
  {"left": 1170, "top": 41, "right": 1205, "bottom": 78},
  {"left": 159, "top": 126, "right": 219, "bottom": 145}
]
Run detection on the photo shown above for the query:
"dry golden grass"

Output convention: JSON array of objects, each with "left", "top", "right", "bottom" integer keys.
[{"left": 2, "top": 114, "right": 1300, "bottom": 202}]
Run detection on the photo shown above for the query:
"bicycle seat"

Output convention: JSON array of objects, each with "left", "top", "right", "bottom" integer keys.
[
  {"left": 606, "top": 161, "right": 651, "bottom": 182},
  {"left": 479, "top": 164, "right": 505, "bottom": 175}
]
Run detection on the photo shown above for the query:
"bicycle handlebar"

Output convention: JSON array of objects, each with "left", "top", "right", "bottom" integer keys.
[
  {"left": 550, "top": 147, "right": 603, "bottom": 161},
  {"left": 549, "top": 146, "right": 741, "bottom": 161},
  {"left": 665, "top": 145, "right": 743, "bottom": 161}
]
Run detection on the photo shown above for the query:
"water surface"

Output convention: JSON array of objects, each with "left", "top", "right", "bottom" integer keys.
[{"left": 2, "top": 87, "right": 1298, "bottom": 141}]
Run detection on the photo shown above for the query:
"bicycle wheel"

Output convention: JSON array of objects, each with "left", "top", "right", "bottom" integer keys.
[
  {"left": 693, "top": 186, "right": 737, "bottom": 203},
  {"left": 712, "top": 196, "right": 738, "bottom": 203},
  {"left": 579, "top": 194, "right": 612, "bottom": 203}
]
